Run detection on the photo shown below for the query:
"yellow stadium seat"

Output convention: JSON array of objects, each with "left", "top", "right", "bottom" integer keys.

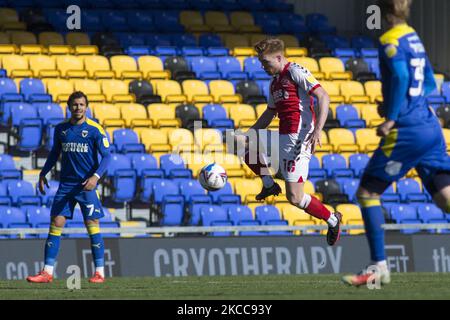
[
  {"left": 147, "top": 103, "right": 179, "bottom": 128},
  {"left": 209, "top": 80, "right": 241, "bottom": 103},
  {"left": 48, "top": 45, "right": 73, "bottom": 55},
  {"left": 340, "top": 81, "right": 370, "bottom": 103},
  {"left": 205, "top": 11, "right": 230, "bottom": 27},
  {"left": 92, "top": 103, "right": 122, "bottom": 126},
  {"left": 110, "top": 55, "right": 142, "bottom": 79},
  {"left": 168, "top": 128, "right": 194, "bottom": 148},
  {"left": 320, "top": 81, "right": 345, "bottom": 105},
  {"left": 74, "top": 45, "right": 98, "bottom": 55},
  {"left": 364, "top": 80, "right": 382, "bottom": 103},
  {"left": 84, "top": 55, "right": 113, "bottom": 78},
  {"left": 66, "top": 32, "right": 91, "bottom": 46},
  {"left": 56, "top": 55, "right": 87, "bottom": 78},
  {"left": 0, "top": 32, "right": 10, "bottom": 44},
  {"left": 360, "top": 104, "right": 383, "bottom": 127},
  {"left": 278, "top": 35, "right": 299, "bottom": 47},
  {"left": 28, "top": 55, "right": 59, "bottom": 78},
  {"left": 181, "top": 80, "right": 213, "bottom": 103},
  {"left": 230, "top": 11, "right": 254, "bottom": 29},
  {"left": 137, "top": 55, "right": 169, "bottom": 79},
  {"left": 290, "top": 57, "right": 325, "bottom": 80},
  {"left": 101, "top": 79, "right": 134, "bottom": 103},
  {"left": 0, "top": 44, "right": 17, "bottom": 55},
  {"left": 328, "top": 128, "right": 358, "bottom": 153},
  {"left": 319, "top": 57, "right": 352, "bottom": 80},
  {"left": 2, "top": 21, "right": 26, "bottom": 32},
  {"left": 224, "top": 34, "right": 250, "bottom": 49},
  {"left": 139, "top": 128, "right": 171, "bottom": 153},
  {"left": 281, "top": 205, "right": 309, "bottom": 224},
  {"left": 228, "top": 104, "right": 256, "bottom": 127},
  {"left": 179, "top": 11, "right": 204, "bottom": 28},
  {"left": 345, "top": 219, "right": 365, "bottom": 235},
  {"left": 293, "top": 220, "right": 318, "bottom": 235},
  {"left": 118, "top": 103, "right": 149, "bottom": 127},
  {"left": 355, "top": 128, "right": 380, "bottom": 153},
  {"left": 285, "top": 47, "right": 308, "bottom": 57},
  {"left": 154, "top": 80, "right": 187, "bottom": 104},
  {"left": 20, "top": 44, "right": 45, "bottom": 55},
  {"left": 38, "top": 32, "right": 64, "bottom": 46},
  {"left": 234, "top": 179, "right": 262, "bottom": 203},
  {"left": 232, "top": 47, "right": 255, "bottom": 57},
  {"left": 336, "top": 204, "right": 362, "bottom": 224},
  {"left": 194, "top": 128, "right": 222, "bottom": 150},
  {"left": 0, "top": 8, "right": 19, "bottom": 26},
  {"left": 1, "top": 55, "right": 30, "bottom": 77},
  {"left": 46, "top": 78, "right": 73, "bottom": 102},
  {"left": 9, "top": 31, "right": 37, "bottom": 45},
  {"left": 213, "top": 153, "right": 243, "bottom": 172},
  {"left": 443, "top": 129, "right": 450, "bottom": 151},
  {"left": 73, "top": 79, "right": 105, "bottom": 102}
]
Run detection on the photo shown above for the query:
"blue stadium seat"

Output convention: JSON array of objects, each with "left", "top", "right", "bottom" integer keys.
[
  {"left": 26, "top": 206, "right": 51, "bottom": 227},
  {"left": 152, "top": 179, "right": 179, "bottom": 205},
  {"left": 351, "top": 36, "right": 375, "bottom": 49},
  {"left": 0, "top": 154, "right": 22, "bottom": 180},
  {"left": 243, "top": 57, "right": 263, "bottom": 76},
  {"left": 116, "top": 32, "right": 145, "bottom": 47},
  {"left": 0, "top": 207, "right": 27, "bottom": 228},
  {"left": 333, "top": 48, "right": 357, "bottom": 65},
  {"left": 35, "top": 102, "right": 64, "bottom": 126},
  {"left": 146, "top": 34, "right": 172, "bottom": 47},
  {"left": 348, "top": 153, "right": 370, "bottom": 177},
  {"left": 390, "top": 204, "right": 417, "bottom": 222},
  {"left": 161, "top": 195, "right": 184, "bottom": 226},
  {"left": 381, "top": 184, "right": 400, "bottom": 203},
  {"left": 205, "top": 47, "right": 229, "bottom": 57},
  {"left": 399, "top": 219, "right": 422, "bottom": 234},
  {"left": 0, "top": 78, "right": 18, "bottom": 98},
  {"left": 225, "top": 204, "right": 256, "bottom": 225},
  {"left": 181, "top": 46, "right": 204, "bottom": 56},
  {"left": 416, "top": 204, "right": 444, "bottom": 223},
  {"left": 217, "top": 194, "right": 241, "bottom": 205},
  {"left": 113, "top": 128, "right": 145, "bottom": 153},
  {"left": 65, "top": 221, "right": 88, "bottom": 238},
  {"left": 441, "top": 81, "right": 450, "bottom": 103},
  {"left": 202, "top": 104, "right": 228, "bottom": 127},
  {"left": 309, "top": 155, "right": 327, "bottom": 182},
  {"left": 154, "top": 11, "right": 184, "bottom": 33},
  {"left": 341, "top": 178, "right": 359, "bottom": 202},
  {"left": 360, "top": 48, "right": 380, "bottom": 78},
  {"left": 190, "top": 56, "right": 217, "bottom": 78},
  {"left": 20, "top": 78, "right": 51, "bottom": 102},
  {"left": 171, "top": 34, "right": 197, "bottom": 47},
  {"left": 80, "top": 10, "right": 102, "bottom": 32},
  {"left": 336, "top": 104, "right": 359, "bottom": 127},
  {"left": 100, "top": 221, "right": 120, "bottom": 238},
  {"left": 168, "top": 168, "right": 193, "bottom": 180},
  {"left": 18, "top": 118, "right": 43, "bottom": 153},
  {"left": 37, "top": 179, "right": 59, "bottom": 207},
  {"left": 188, "top": 195, "right": 213, "bottom": 226},
  {"left": 101, "top": 207, "right": 114, "bottom": 222},
  {"left": 127, "top": 11, "right": 154, "bottom": 32},
  {"left": 397, "top": 178, "right": 427, "bottom": 203},
  {"left": 9, "top": 102, "right": 37, "bottom": 127},
  {"left": 216, "top": 56, "right": 242, "bottom": 77},
  {"left": 126, "top": 46, "right": 151, "bottom": 57},
  {"left": 107, "top": 154, "right": 136, "bottom": 203},
  {"left": 255, "top": 205, "right": 284, "bottom": 225},
  {"left": 159, "top": 154, "right": 186, "bottom": 177},
  {"left": 208, "top": 182, "right": 233, "bottom": 203},
  {"left": 129, "top": 153, "right": 158, "bottom": 175},
  {"left": 200, "top": 205, "right": 229, "bottom": 226},
  {"left": 139, "top": 169, "right": 164, "bottom": 203},
  {"left": 322, "top": 154, "right": 352, "bottom": 178},
  {"left": 7, "top": 180, "right": 39, "bottom": 206},
  {"left": 178, "top": 179, "right": 206, "bottom": 202},
  {"left": 199, "top": 34, "right": 222, "bottom": 48}
]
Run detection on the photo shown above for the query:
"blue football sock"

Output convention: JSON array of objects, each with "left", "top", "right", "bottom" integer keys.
[
  {"left": 87, "top": 224, "right": 104, "bottom": 267},
  {"left": 44, "top": 225, "right": 62, "bottom": 266},
  {"left": 358, "top": 197, "right": 386, "bottom": 262}
]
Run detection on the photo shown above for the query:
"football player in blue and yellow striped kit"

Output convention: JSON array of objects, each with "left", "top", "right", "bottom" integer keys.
[
  {"left": 343, "top": 0, "right": 450, "bottom": 286},
  {"left": 27, "top": 91, "right": 111, "bottom": 284}
]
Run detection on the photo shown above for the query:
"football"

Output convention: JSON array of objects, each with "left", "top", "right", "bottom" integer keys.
[{"left": 198, "top": 163, "right": 228, "bottom": 191}]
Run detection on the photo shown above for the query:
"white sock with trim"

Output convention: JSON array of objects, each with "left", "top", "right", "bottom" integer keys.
[
  {"left": 96, "top": 267, "right": 105, "bottom": 278},
  {"left": 43, "top": 265, "right": 54, "bottom": 275}
]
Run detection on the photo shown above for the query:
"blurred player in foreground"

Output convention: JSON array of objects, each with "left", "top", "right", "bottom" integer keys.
[{"left": 342, "top": 0, "right": 450, "bottom": 287}]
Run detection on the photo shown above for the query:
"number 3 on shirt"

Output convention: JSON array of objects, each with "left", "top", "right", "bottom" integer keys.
[{"left": 409, "top": 57, "right": 425, "bottom": 97}]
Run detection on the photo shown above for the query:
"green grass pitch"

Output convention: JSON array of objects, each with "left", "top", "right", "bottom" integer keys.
[{"left": 1, "top": 273, "right": 449, "bottom": 300}]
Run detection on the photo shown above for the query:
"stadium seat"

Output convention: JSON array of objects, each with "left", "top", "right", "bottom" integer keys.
[
  {"left": 364, "top": 81, "right": 382, "bottom": 103},
  {"left": 84, "top": 55, "right": 114, "bottom": 78},
  {"left": 390, "top": 204, "right": 417, "bottom": 223},
  {"left": 118, "top": 103, "right": 149, "bottom": 127},
  {"left": 336, "top": 204, "right": 362, "bottom": 224},
  {"left": 152, "top": 179, "right": 179, "bottom": 205},
  {"left": 209, "top": 80, "right": 240, "bottom": 103},
  {"left": 396, "top": 178, "right": 427, "bottom": 203},
  {"left": 139, "top": 128, "right": 171, "bottom": 153},
  {"left": 322, "top": 154, "right": 352, "bottom": 178},
  {"left": 110, "top": 55, "right": 142, "bottom": 79},
  {"left": 360, "top": 104, "right": 383, "bottom": 127},
  {"left": 328, "top": 128, "right": 358, "bottom": 153},
  {"left": 340, "top": 178, "right": 360, "bottom": 202},
  {"left": 182, "top": 79, "right": 212, "bottom": 103},
  {"left": 101, "top": 79, "right": 133, "bottom": 103},
  {"left": 0, "top": 207, "right": 28, "bottom": 228},
  {"left": 56, "top": 55, "right": 86, "bottom": 78},
  {"left": 348, "top": 153, "right": 370, "bottom": 177},
  {"left": 2, "top": 55, "right": 31, "bottom": 78},
  {"left": 340, "top": 81, "right": 369, "bottom": 103},
  {"left": 35, "top": 102, "right": 64, "bottom": 126},
  {"left": 416, "top": 204, "right": 445, "bottom": 223},
  {"left": 319, "top": 57, "right": 351, "bottom": 80},
  {"left": 112, "top": 128, "right": 144, "bottom": 153},
  {"left": 208, "top": 182, "right": 234, "bottom": 203},
  {"left": 0, "top": 155, "right": 22, "bottom": 181},
  {"left": 335, "top": 104, "right": 360, "bottom": 127},
  {"left": 159, "top": 154, "right": 186, "bottom": 177},
  {"left": 202, "top": 104, "right": 228, "bottom": 127},
  {"left": 161, "top": 195, "right": 185, "bottom": 226},
  {"left": 355, "top": 128, "right": 380, "bottom": 153},
  {"left": 6, "top": 180, "right": 39, "bottom": 206},
  {"left": 26, "top": 206, "right": 51, "bottom": 227}
]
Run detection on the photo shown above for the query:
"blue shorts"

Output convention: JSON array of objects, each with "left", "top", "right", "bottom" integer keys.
[
  {"left": 50, "top": 182, "right": 104, "bottom": 220},
  {"left": 363, "top": 122, "right": 450, "bottom": 192}
]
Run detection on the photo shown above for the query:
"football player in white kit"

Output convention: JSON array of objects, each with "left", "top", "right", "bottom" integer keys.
[{"left": 235, "top": 38, "right": 342, "bottom": 245}]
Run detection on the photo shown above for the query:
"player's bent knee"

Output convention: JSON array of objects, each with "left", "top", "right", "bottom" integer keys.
[{"left": 85, "top": 219, "right": 100, "bottom": 235}]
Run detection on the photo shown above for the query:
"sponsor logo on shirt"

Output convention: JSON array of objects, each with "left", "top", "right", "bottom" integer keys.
[{"left": 62, "top": 142, "right": 89, "bottom": 153}]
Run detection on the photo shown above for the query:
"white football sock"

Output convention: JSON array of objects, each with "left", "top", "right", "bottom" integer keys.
[
  {"left": 327, "top": 213, "right": 338, "bottom": 227},
  {"left": 261, "top": 176, "right": 274, "bottom": 188},
  {"left": 96, "top": 267, "right": 105, "bottom": 278},
  {"left": 44, "top": 265, "right": 54, "bottom": 275}
]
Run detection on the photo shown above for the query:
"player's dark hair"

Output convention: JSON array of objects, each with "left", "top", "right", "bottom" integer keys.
[
  {"left": 254, "top": 38, "right": 285, "bottom": 55},
  {"left": 67, "top": 91, "right": 89, "bottom": 108},
  {"left": 378, "top": 0, "right": 412, "bottom": 21}
]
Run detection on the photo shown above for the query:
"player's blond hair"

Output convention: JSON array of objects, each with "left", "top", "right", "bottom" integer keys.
[
  {"left": 378, "top": 0, "right": 412, "bottom": 21},
  {"left": 254, "top": 38, "right": 285, "bottom": 55}
]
